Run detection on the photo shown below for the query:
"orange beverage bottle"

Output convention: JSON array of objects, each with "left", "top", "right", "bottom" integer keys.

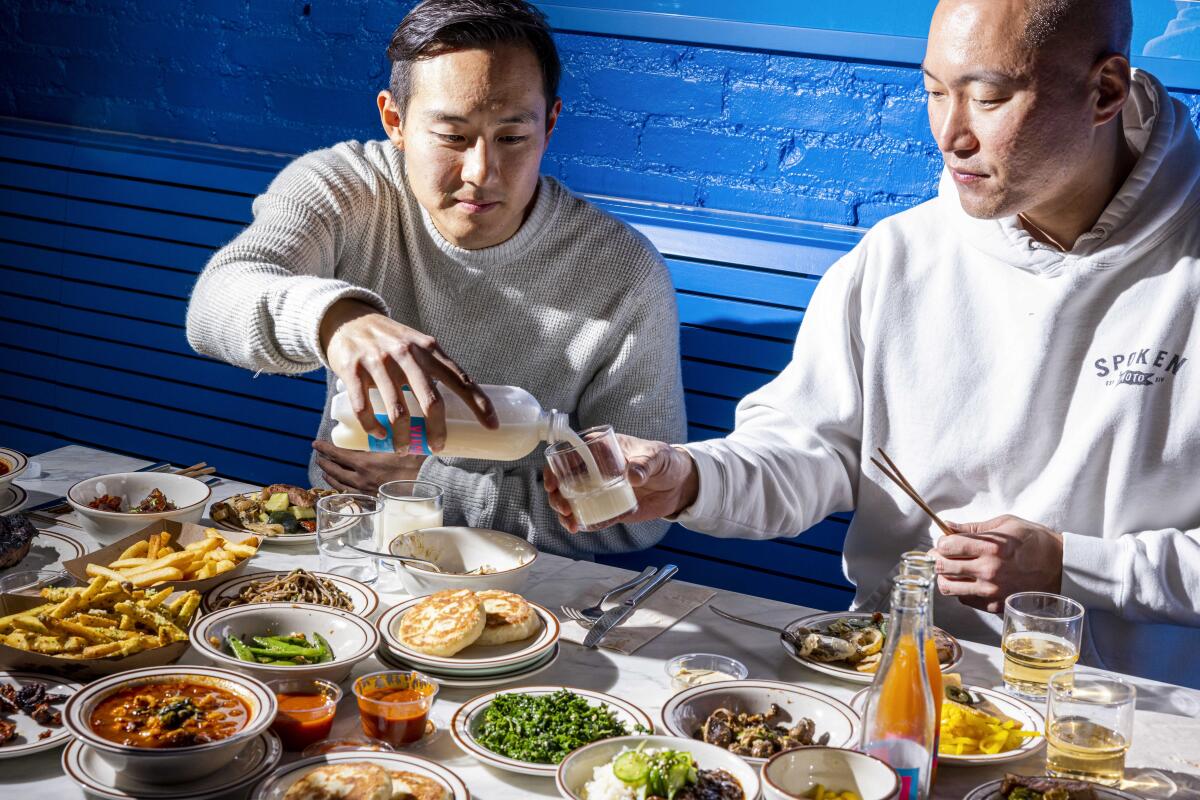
[
  {"left": 902, "top": 550, "right": 943, "bottom": 778},
  {"left": 860, "top": 576, "right": 936, "bottom": 800}
]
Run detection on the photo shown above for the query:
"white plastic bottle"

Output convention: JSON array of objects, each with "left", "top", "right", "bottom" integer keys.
[{"left": 330, "top": 381, "right": 571, "bottom": 460}]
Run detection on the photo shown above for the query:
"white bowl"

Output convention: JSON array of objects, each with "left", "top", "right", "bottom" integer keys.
[
  {"left": 190, "top": 602, "right": 380, "bottom": 684},
  {"left": 557, "top": 734, "right": 761, "bottom": 800},
  {"left": 387, "top": 526, "right": 536, "bottom": 594},
  {"left": 63, "top": 665, "right": 277, "bottom": 785},
  {"left": 763, "top": 747, "right": 900, "bottom": 800},
  {"left": 660, "top": 680, "right": 862, "bottom": 764},
  {"left": 67, "top": 472, "right": 211, "bottom": 544},
  {"left": 0, "top": 447, "right": 28, "bottom": 490},
  {"left": 200, "top": 570, "right": 381, "bottom": 619}
]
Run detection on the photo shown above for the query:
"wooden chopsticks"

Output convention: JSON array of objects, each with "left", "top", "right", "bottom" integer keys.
[
  {"left": 869, "top": 448, "right": 954, "bottom": 536},
  {"left": 174, "top": 463, "right": 216, "bottom": 478}
]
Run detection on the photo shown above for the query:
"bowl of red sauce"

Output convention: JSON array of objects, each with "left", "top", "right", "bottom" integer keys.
[
  {"left": 267, "top": 677, "right": 341, "bottom": 752},
  {"left": 353, "top": 670, "right": 438, "bottom": 747}
]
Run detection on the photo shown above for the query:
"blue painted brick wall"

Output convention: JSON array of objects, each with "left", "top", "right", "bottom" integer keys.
[{"left": 1, "top": 1, "right": 1198, "bottom": 227}]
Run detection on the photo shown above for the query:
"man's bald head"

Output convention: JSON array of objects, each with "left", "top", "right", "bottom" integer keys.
[{"left": 1021, "top": 0, "right": 1132, "bottom": 63}]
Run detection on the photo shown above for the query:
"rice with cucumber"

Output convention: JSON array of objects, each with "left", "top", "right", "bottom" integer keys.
[{"left": 582, "top": 747, "right": 742, "bottom": 800}]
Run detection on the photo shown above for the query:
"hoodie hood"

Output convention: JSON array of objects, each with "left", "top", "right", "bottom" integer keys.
[{"left": 941, "top": 69, "right": 1200, "bottom": 275}]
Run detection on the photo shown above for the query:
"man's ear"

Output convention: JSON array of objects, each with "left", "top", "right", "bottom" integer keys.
[
  {"left": 542, "top": 97, "right": 563, "bottom": 152},
  {"left": 1091, "top": 53, "right": 1131, "bottom": 128},
  {"left": 377, "top": 90, "right": 405, "bottom": 149}
]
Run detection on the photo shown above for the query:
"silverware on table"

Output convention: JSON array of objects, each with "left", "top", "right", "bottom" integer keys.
[
  {"left": 583, "top": 563, "right": 679, "bottom": 648},
  {"left": 347, "top": 543, "right": 444, "bottom": 573},
  {"left": 709, "top": 604, "right": 809, "bottom": 647},
  {"left": 560, "top": 565, "right": 657, "bottom": 623}
]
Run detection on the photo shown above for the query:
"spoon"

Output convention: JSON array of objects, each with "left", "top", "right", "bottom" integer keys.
[
  {"left": 348, "top": 544, "right": 444, "bottom": 573},
  {"left": 709, "top": 605, "right": 810, "bottom": 647}
]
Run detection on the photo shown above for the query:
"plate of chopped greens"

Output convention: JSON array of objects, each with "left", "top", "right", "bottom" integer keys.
[{"left": 450, "top": 686, "right": 654, "bottom": 776}]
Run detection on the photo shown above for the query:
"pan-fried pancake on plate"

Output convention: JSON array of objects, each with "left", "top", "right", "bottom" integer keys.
[
  {"left": 389, "top": 770, "right": 450, "bottom": 800},
  {"left": 282, "top": 762, "right": 393, "bottom": 800},
  {"left": 398, "top": 589, "right": 486, "bottom": 656},
  {"left": 474, "top": 589, "right": 541, "bottom": 646}
]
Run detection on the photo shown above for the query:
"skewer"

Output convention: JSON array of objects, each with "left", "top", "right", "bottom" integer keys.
[{"left": 871, "top": 448, "right": 955, "bottom": 536}]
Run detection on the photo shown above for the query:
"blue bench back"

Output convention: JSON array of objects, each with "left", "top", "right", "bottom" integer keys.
[{"left": 0, "top": 118, "right": 862, "bottom": 609}]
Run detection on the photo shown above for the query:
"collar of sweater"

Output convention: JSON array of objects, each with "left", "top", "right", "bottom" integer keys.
[{"left": 418, "top": 177, "right": 560, "bottom": 269}]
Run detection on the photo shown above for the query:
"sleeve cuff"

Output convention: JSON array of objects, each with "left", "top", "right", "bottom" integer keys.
[
  {"left": 1060, "top": 531, "right": 1125, "bottom": 614},
  {"left": 670, "top": 443, "right": 727, "bottom": 530},
  {"left": 270, "top": 278, "right": 389, "bottom": 369}
]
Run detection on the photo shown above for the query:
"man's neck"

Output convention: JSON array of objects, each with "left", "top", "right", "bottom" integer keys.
[{"left": 1020, "top": 124, "right": 1138, "bottom": 252}]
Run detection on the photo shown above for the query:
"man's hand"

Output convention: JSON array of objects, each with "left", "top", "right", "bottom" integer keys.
[
  {"left": 320, "top": 299, "right": 498, "bottom": 451},
  {"left": 313, "top": 440, "right": 425, "bottom": 494},
  {"left": 934, "top": 514, "right": 1064, "bottom": 613},
  {"left": 543, "top": 435, "right": 699, "bottom": 533}
]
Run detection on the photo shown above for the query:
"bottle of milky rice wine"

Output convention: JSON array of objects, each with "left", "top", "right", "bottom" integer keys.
[{"left": 330, "top": 380, "right": 572, "bottom": 460}]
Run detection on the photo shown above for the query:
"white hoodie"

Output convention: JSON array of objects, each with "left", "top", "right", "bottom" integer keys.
[{"left": 677, "top": 71, "right": 1200, "bottom": 688}]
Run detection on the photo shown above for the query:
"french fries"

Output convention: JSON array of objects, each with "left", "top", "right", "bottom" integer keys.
[
  {"left": 87, "top": 529, "right": 259, "bottom": 588},
  {"left": 0, "top": 575, "right": 201, "bottom": 660}
]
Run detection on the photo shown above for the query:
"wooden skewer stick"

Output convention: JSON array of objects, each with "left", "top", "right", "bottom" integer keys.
[
  {"left": 180, "top": 466, "right": 216, "bottom": 478},
  {"left": 174, "top": 462, "right": 207, "bottom": 475},
  {"left": 871, "top": 448, "right": 955, "bottom": 536}
]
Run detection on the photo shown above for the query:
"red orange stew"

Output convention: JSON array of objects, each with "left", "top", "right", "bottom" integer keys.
[{"left": 89, "top": 682, "right": 249, "bottom": 748}]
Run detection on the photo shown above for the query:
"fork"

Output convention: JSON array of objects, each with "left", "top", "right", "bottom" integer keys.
[{"left": 560, "top": 566, "right": 657, "bottom": 623}]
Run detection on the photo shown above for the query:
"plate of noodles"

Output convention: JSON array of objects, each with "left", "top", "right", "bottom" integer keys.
[{"left": 201, "top": 569, "right": 380, "bottom": 618}]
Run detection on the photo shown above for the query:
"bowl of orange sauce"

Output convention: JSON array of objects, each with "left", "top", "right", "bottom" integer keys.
[
  {"left": 353, "top": 670, "right": 439, "bottom": 747},
  {"left": 267, "top": 677, "right": 341, "bottom": 752}
]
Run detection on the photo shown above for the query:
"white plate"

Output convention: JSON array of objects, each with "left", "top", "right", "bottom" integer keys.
[
  {"left": 0, "top": 672, "right": 81, "bottom": 758},
  {"left": 201, "top": 569, "right": 380, "bottom": 618},
  {"left": 661, "top": 679, "right": 861, "bottom": 764},
  {"left": 251, "top": 749, "right": 470, "bottom": 800},
  {"left": 963, "top": 777, "right": 1142, "bottom": 800},
  {"left": 0, "top": 484, "right": 28, "bottom": 516},
  {"left": 62, "top": 730, "right": 282, "bottom": 799},
  {"left": 210, "top": 490, "right": 319, "bottom": 546},
  {"left": 851, "top": 684, "right": 1046, "bottom": 766},
  {"left": 0, "top": 529, "right": 88, "bottom": 577},
  {"left": 781, "top": 611, "right": 963, "bottom": 684},
  {"left": 377, "top": 643, "right": 562, "bottom": 688},
  {"left": 0, "top": 447, "right": 28, "bottom": 490},
  {"left": 377, "top": 594, "right": 559, "bottom": 673},
  {"left": 451, "top": 686, "right": 655, "bottom": 776}
]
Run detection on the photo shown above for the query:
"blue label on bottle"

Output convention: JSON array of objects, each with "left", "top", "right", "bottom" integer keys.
[
  {"left": 367, "top": 414, "right": 393, "bottom": 453},
  {"left": 367, "top": 413, "right": 432, "bottom": 455},
  {"left": 896, "top": 767, "right": 921, "bottom": 800}
]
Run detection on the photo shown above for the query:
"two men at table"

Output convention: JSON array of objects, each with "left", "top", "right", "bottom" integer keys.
[
  {"left": 547, "top": 0, "right": 1200, "bottom": 687},
  {"left": 186, "top": 0, "right": 686, "bottom": 559}
]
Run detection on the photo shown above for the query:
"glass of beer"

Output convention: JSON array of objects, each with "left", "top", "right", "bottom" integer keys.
[
  {"left": 1001, "top": 592, "right": 1084, "bottom": 698},
  {"left": 1046, "top": 670, "right": 1135, "bottom": 785}
]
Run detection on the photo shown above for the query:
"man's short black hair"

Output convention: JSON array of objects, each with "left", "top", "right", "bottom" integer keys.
[
  {"left": 1022, "top": 0, "right": 1133, "bottom": 61},
  {"left": 386, "top": 0, "right": 561, "bottom": 121}
]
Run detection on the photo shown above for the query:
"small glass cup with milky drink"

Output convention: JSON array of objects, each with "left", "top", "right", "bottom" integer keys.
[{"left": 545, "top": 425, "right": 638, "bottom": 531}]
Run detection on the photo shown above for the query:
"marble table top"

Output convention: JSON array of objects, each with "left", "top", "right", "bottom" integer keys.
[{"left": 8, "top": 445, "right": 1200, "bottom": 799}]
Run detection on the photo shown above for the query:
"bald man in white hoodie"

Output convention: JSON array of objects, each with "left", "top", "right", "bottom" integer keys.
[{"left": 546, "top": 0, "right": 1200, "bottom": 688}]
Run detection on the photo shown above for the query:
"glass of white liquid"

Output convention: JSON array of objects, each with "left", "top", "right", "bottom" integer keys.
[
  {"left": 316, "top": 494, "right": 381, "bottom": 584},
  {"left": 544, "top": 425, "right": 638, "bottom": 531},
  {"left": 377, "top": 481, "right": 443, "bottom": 590}
]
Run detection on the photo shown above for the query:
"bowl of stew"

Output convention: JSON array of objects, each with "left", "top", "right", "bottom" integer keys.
[{"left": 63, "top": 665, "right": 277, "bottom": 784}]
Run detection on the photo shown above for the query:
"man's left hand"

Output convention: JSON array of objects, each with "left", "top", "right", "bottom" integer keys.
[
  {"left": 313, "top": 441, "right": 425, "bottom": 494},
  {"left": 933, "top": 514, "right": 1064, "bottom": 613}
]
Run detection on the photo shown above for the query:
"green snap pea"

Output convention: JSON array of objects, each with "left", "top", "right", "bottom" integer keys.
[{"left": 226, "top": 635, "right": 257, "bottom": 663}]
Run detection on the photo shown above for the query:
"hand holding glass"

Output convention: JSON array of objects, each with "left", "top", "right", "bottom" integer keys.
[{"left": 544, "top": 425, "right": 638, "bottom": 531}]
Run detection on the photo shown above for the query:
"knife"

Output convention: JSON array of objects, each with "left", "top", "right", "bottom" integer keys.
[{"left": 583, "top": 563, "right": 679, "bottom": 648}]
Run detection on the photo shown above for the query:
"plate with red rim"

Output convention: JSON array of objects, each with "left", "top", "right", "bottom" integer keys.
[
  {"left": 251, "top": 748, "right": 470, "bottom": 800},
  {"left": 0, "top": 671, "right": 82, "bottom": 758},
  {"left": 0, "top": 529, "right": 88, "bottom": 578},
  {"left": 0, "top": 448, "right": 28, "bottom": 491},
  {"left": 376, "top": 642, "right": 561, "bottom": 688},
  {"left": 963, "top": 777, "right": 1142, "bottom": 800},
  {"left": 0, "top": 484, "right": 28, "bottom": 517},
  {"left": 200, "top": 569, "right": 380, "bottom": 618},
  {"left": 450, "top": 685, "right": 655, "bottom": 776}
]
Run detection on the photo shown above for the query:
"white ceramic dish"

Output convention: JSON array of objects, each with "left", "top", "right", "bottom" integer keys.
[
  {"left": 201, "top": 569, "right": 380, "bottom": 618},
  {"left": 377, "top": 594, "right": 559, "bottom": 674},
  {"left": 0, "top": 484, "right": 28, "bottom": 516},
  {"left": 781, "top": 611, "right": 963, "bottom": 684},
  {"left": 67, "top": 472, "right": 210, "bottom": 544},
  {"left": 61, "top": 730, "right": 283, "bottom": 800},
  {"left": 451, "top": 686, "right": 655, "bottom": 776},
  {"left": 377, "top": 642, "right": 561, "bottom": 688},
  {"left": 0, "top": 529, "right": 87, "bottom": 577},
  {"left": 0, "top": 671, "right": 81, "bottom": 758},
  {"left": 251, "top": 749, "right": 471, "bottom": 800},
  {"left": 388, "top": 526, "right": 537, "bottom": 594},
  {"left": 762, "top": 746, "right": 900, "bottom": 800},
  {"left": 557, "top": 734, "right": 762, "bottom": 800},
  {"left": 209, "top": 490, "right": 319, "bottom": 547},
  {"left": 851, "top": 684, "right": 1046, "bottom": 766},
  {"left": 963, "top": 778, "right": 1142, "bottom": 800},
  {"left": 0, "top": 447, "right": 28, "bottom": 491},
  {"left": 191, "top": 602, "right": 379, "bottom": 684},
  {"left": 63, "top": 665, "right": 277, "bottom": 785},
  {"left": 660, "top": 680, "right": 861, "bottom": 763}
]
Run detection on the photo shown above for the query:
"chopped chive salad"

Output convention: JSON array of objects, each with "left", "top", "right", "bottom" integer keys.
[{"left": 475, "top": 690, "right": 643, "bottom": 764}]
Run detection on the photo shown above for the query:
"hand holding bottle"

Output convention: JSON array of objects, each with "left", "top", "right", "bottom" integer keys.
[{"left": 320, "top": 299, "right": 498, "bottom": 450}]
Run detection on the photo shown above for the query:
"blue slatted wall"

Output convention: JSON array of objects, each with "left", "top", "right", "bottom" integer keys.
[{"left": 0, "top": 118, "right": 863, "bottom": 608}]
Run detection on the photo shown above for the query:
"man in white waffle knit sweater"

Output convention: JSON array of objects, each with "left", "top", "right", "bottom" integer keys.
[
  {"left": 548, "top": 0, "right": 1200, "bottom": 687},
  {"left": 186, "top": 0, "right": 685, "bottom": 559}
]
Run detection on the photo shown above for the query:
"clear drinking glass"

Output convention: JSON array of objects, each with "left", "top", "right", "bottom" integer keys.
[
  {"left": 316, "top": 493, "right": 381, "bottom": 584},
  {"left": 1001, "top": 592, "right": 1085, "bottom": 698},
  {"left": 544, "top": 424, "right": 638, "bottom": 531},
  {"left": 1045, "top": 670, "right": 1135, "bottom": 786}
]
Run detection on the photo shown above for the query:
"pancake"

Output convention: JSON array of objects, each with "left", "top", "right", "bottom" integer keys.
[
  {"left": 474, "top": 589, "right": 541, "bottom": 646},
  {"left": 397, "top": 589, "right": 485, "bottom": 656},
  {"left": 283, "top": 762, "right": 393, "bottom": 800},
  {"left": 389, "top": 770, "right": 449, "bottom": 800}
]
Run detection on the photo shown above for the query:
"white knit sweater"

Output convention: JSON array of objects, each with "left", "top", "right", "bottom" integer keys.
[{"left": 186, "top": 140, "right": 686, "bottom": 558}]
